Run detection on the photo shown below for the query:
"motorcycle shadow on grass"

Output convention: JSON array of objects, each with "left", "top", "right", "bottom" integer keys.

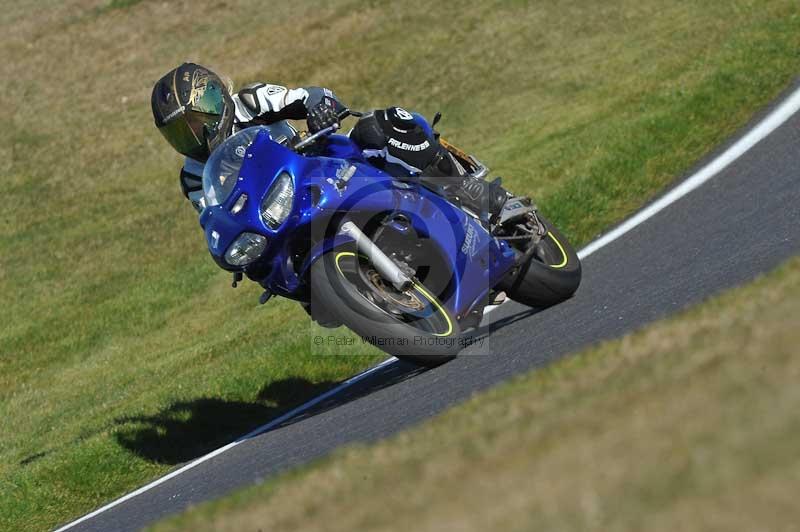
[
  {"left": 113, "top": 364, "right": 425, "bottom": 465},
  {"left": 113, "top": 305, "right": 542, "bottom": 465}
]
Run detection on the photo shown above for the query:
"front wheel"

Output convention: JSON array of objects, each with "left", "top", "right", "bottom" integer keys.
[
  {"left": 309, "top": 246, "right": 461, "bottom": 366},
  {"left": 502, "top": 215, "right": 582, "bottom": 307}
]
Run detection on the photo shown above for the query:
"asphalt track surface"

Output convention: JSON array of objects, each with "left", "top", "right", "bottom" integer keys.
[{"left": 61, "top": 85, "right": 800, "bottom": 531}]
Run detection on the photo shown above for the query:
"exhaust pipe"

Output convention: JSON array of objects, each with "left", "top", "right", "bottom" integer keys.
[{"left": 339, "top": 221, "right": 412, "bottom": 291}]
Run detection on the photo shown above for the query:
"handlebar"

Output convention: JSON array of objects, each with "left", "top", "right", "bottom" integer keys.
[
  {"left": 293, "top": 122, "right": 340, "bottom": 151},
  {"left": 293, "top": 108, "right": 364, "bottom": 152}
]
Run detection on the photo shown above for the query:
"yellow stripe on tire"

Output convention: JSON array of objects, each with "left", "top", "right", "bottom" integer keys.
[
  {"left": 334, "top": 251, "right": 356, "bottom": 276},
  {"left": 546, "top": 231, "right": 569, "bottom": 269},
  {"left": 411, "top": 282, "right": 454, "bottom": 337}
]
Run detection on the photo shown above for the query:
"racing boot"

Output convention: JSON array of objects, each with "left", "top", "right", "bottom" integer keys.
[{"left": 421, "top": 147, "right": 509, "bottom": 224}]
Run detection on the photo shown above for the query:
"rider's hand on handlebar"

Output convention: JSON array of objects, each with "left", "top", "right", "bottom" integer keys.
[{"left": 307, "top": 98, "right": 340, "bottom": 133}]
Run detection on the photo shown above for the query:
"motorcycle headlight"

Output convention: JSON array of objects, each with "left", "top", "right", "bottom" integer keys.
[
  {"left": 224, "top": 232, "right": 268, "bottom": 267},
  {"left": 260, "top": 172, "right": 294, "bottom": 229}
]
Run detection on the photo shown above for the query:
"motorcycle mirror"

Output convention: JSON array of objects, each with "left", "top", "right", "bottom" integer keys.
[{"left": 431, "top": 111, "right": 442, "bottom": 128}]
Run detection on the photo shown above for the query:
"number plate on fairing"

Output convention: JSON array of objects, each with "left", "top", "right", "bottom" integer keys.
[{"left": 499, "top": 198, "right": 536, "bottom": 225}]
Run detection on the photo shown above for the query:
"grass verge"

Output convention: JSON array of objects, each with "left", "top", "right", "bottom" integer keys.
[
  {"left": 152, "top": 256, "right": 800, "bottom": 532},
  {"left": 1, "top": 0, "right": 799, "bottom": 530}
]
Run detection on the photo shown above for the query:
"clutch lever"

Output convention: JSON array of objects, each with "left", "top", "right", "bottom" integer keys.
[{"left": 341, "top": 108, "right": 365, "bottom": 119}]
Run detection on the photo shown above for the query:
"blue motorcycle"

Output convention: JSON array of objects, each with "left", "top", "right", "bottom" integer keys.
[{"left": 199, "top": 110, "right": 581, "bottom": 365}]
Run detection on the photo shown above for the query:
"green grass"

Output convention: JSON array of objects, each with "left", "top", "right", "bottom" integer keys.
[
  {"left": 94, "top": 0, "right": 145, "bottom": 15},
  {"left": 1, "top": 0, "right": 799, "bottom": 530},
  {"left": 152, "top": 256, "right": 800, "bottom": 532}
]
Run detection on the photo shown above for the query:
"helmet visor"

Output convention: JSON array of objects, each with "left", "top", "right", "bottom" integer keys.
[
  {"left": 159, "top": 109, "right": 226, "bottom": 159},
  {"left": 191, "top": 76, "right": 228, "bottom": 115}
]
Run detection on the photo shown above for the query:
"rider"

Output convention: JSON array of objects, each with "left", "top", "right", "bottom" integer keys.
[{"left": 151, "top": 63, "right": 507, "bottom": 218}]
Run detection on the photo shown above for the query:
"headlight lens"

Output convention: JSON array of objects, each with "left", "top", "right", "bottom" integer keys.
[
  {"left": 260, "top": 172, "right": 294, "bottom": 229},
  {"left": 224, "top": 232, "right": 268, "bottom": 266}
]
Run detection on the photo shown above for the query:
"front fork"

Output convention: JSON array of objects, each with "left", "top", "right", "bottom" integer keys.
[{"left": 338, "top": 221, "right": 413, "bottom": 291}]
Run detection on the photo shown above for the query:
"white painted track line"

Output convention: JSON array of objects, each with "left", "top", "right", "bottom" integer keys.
[
  {"left": 578, "top": 86, "right": 800, "bottom": 259},
  {"left": 55, "top": 83, "right": 800, "bottom": 531}
]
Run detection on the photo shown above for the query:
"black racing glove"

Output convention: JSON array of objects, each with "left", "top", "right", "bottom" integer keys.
[{"left": 306, "top": 99, "right": 339, "bottom": 133}]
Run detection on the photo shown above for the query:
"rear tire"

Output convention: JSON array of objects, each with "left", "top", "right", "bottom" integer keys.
[
  {"left": 310, "top": 246, "right": 461, "bottom": 366},
  {"left": 503, "top": 215, "right": 581, "bottom": 307}
]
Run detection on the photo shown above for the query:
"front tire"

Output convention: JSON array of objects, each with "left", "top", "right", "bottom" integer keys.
[
  {"left": 310, "top": 246, "right": 461, "bottom": 366},
  {"left": 503, "top": 215, "right": 581, "bottom": 307}
]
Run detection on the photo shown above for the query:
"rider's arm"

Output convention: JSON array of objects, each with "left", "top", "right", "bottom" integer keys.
[{"left": 233, "top": 83, "right": 345, "bottom": 125}]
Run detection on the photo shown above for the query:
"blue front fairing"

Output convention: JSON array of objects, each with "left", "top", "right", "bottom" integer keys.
[{"left": 200, "top": 123, "right": 516, "bottom": 318}]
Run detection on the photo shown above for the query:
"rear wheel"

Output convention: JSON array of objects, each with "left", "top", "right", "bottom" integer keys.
[
  {"left": 310, "top": 245, "right": 461, "bottom": 366},
  {"left": 503, "top": 215, "right": 581, "bottom": 307}
]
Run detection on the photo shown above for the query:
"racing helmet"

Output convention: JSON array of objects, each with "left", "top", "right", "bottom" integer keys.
[{"left": 151, "top": 63, "right": 235, "bottom": 161}]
